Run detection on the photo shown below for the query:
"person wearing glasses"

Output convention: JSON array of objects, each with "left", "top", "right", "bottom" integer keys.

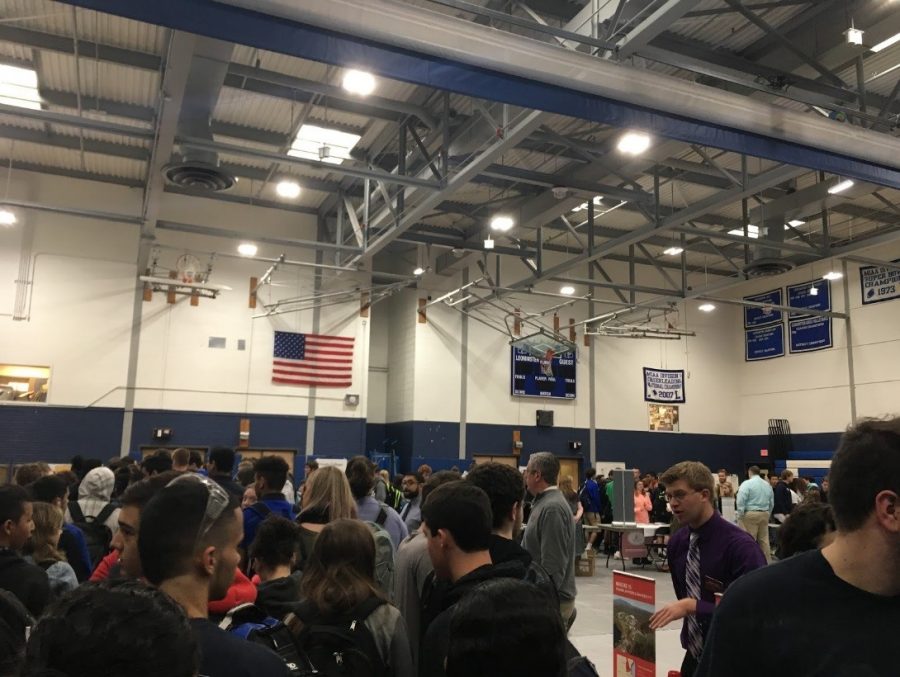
[
  {"left": 695, "top": 418, "right": 900, "bottom": 677},
  {"left": 648, "top": 461, "right": 765, "bottom": 677},
  {"left": 138, "top": 474, "right": 290, "bottom": 677}
]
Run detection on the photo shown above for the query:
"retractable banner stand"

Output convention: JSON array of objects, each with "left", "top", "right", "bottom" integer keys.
[
  {"left": 859, "top": 259, "right": 900, "bottom": 305},
  {"left": 613, "top": 571, "right": 656, "bottom": 677}
]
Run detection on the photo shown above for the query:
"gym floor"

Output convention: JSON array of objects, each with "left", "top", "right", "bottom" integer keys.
[{"left": 570, "top": 561, "right": 686, "bottom": 675}]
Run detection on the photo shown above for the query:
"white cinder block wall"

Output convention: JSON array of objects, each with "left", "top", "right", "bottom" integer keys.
[{"left": 2, "top": 169, "right": 897, "bottom": 453}]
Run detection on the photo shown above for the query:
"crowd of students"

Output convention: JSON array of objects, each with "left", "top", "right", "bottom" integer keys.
[{"left": 0, "top": 415, "right": 897, "bottom": 676}]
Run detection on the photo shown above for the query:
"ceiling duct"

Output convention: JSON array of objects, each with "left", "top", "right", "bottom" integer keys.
[
  {"left": 164, "top": 38, "right": 236, "bottom": 192},
  {"left": 743, "top": 214, "right": 795, "bottom": 277}
]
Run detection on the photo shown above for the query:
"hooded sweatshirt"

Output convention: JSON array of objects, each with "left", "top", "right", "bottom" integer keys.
[
  {"left": 0, "top": 548, "right": 50, "bottom": 619},
  {"left": 419, "top": 559, "right": 528, "bottom": 677},
  {"left": 65, "top": 467, "right": 120, "bottom": 535}
]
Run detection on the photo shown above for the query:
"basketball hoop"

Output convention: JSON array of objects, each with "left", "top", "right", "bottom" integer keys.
[{"left": 175, "top": 254, "right": 202, "bottom": 284}]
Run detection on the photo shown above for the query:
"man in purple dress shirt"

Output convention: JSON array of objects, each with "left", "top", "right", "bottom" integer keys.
[{"left": 649, "top": 461, "right": 766, "bottom": 677}]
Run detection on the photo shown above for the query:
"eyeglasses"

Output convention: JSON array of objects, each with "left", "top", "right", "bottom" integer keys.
[
  {"left": 665, "top": 490, "right": 698, "bottom": 504},
  {"left": 166, "top": 474, "right": 230, "bottom": 543}
]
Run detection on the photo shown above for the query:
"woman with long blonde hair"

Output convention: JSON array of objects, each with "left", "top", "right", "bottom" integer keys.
[
  {"left": 295, "top": 465, "right": 357, "bottom": 570},
  {"left": 23, "top": 502, "right": 78, "bottom": 597}
]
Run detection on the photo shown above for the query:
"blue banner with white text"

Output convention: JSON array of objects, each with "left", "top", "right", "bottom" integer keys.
[
  {"left": 743, "top": 288, "right": 783, "bottom": 328},
  {"left": 745, "top": 324, "right": 785, "bottom": 361}
]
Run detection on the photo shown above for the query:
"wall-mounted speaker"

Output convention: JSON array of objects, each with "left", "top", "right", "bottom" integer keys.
[{"left": 536, "top": 410, "right": 554, "bottom": 427}]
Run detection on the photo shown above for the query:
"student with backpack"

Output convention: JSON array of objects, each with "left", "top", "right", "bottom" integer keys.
[
  {"left": 64, "top": 466, "right": 119, "bottom": 570},
  {"left": 346, "top": 457, "right": 408, "bottom": 550},
  {"left": 242, "top": 456, "right": 296, "bottom": 553},
  {"left": 290, "top": 518, "right": 414, "bottom": 677}
]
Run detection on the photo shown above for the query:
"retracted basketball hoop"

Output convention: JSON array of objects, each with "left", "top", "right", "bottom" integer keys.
[{"left": 510, "top": 328, "right": 576, "bottom": 359}]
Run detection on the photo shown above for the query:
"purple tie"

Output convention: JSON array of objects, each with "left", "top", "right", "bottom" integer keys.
[{"left": 685, "top": 531, "right": 704, "bottom": 659}]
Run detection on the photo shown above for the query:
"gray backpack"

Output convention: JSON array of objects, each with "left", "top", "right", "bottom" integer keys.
[{"left": 365, "top": 506, "right": 395, "bottom": 599}]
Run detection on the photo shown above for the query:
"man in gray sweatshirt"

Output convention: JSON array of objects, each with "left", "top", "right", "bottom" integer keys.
[{"left": 522, "top": 452, "right": 577, "bottom": 627}]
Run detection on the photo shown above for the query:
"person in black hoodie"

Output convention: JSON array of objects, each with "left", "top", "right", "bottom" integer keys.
[
  {"left": 465, "top": 462, "right": 557, "bottom": 606},
  {"left": 249, "top": 515, "right": 303, "bottom": 618},
  {"left": 0, "top": 485, "right": 50, "bottom": 619},
  {"left": 418, "top": 482, "right": 528, "bottom": 677},
  {"left": 773, "top": 470, "right": 795, "bottom": 523}
]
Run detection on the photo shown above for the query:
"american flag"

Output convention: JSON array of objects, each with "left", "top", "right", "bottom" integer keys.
[{"left": 272, "top": 331, "right": 354, "bottom": 387}]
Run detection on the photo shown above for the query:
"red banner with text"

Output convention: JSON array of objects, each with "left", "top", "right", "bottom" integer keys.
[{"left": 613, "top": 571, "right": 656, "bottom": 677}]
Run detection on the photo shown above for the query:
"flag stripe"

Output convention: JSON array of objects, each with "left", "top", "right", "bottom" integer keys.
[
  {"left": 305, "top": 333, "right": 354, "bottom": 343},
  {"left": 273, "top": 377, "right": 352, "bottom": 387},
  {"left": 274, "top": 358, "right": 351, "bottom": 366},
  {"left": 274, "top": 365, "right": 351, "bottom": 374}
]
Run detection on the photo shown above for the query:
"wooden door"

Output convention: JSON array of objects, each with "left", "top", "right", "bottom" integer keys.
[{"left": 558, "top": 458, "right": 580, "bottom": 485}]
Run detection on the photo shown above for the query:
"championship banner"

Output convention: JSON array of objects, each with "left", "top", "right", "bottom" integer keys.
[
  {"left": 743, "top": 288, "right": 783, "bottom": 328},
  {"left": 745, "top": 324, "right": 785, "bottom": 361},
  {"left": 643, "top": 368, "right": 685, "bottom": 403},
  {"left": 613, "top": 571, "right": 656, "bottom": 677},
  {"left": 859, "top": 259, "right": 900, "bottom": 305}
]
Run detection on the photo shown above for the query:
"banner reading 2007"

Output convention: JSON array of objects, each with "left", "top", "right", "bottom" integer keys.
[{"left": 643, "top": 368, "right": 685, "bottom": 403}]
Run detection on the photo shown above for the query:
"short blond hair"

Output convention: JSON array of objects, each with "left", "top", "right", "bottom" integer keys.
[
  {"left": 661, "top": 461, "right": 715, "bottom": 498},
  {"left": 301, "top": 466, "right": 357, "bottom": 521}
]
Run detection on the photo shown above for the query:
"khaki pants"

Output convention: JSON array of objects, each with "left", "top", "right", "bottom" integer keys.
[{"left": 739, "top": 511, "right": 771, "bottom": 561}]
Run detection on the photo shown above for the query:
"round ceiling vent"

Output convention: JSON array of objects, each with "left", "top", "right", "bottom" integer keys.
[
  {"left": 743, "top": 257, "right": 795, "bottom": 278},
  {"left": 164, "top": 161, "right": 235, "bottom": 192}
]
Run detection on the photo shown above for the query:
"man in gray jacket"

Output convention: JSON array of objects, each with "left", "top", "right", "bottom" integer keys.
[{"left": 522, "top": 451, "right": 577, "bottom": 627}]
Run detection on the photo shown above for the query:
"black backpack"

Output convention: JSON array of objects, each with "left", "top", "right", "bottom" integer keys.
[
  {"left": 289, "top": 597, "right": 389, "bottom": 677},
  {"left": 67, "top": 501, "right": 115, "bottom": 569},
  {"left": 220, "top": 603, "right": 309, "bottom": 676}
]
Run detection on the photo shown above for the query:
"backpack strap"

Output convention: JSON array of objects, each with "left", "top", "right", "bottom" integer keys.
[
  {"left": 375, "top": 506, "right": 388, "bottom": 527},
  {"left": 94, "top": 503, "right": 116, "bottom": 526},
  {"left": 68, "top": 501, "right": 86, "bottom": 523},
  {"left": 249, "top": 502, "right": 272, "bottom": 520}
]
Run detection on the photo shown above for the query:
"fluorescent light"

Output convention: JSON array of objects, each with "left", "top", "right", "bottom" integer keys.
[
  {"left": 828, "top": 179, "right": 854, "bottom": 195},
  {"left": 237, "top": 243, "right": 258, "bottom": 257},
  {"left": 0, "top": 64, "right": 41, "bottom": 110},
  {"left": 846, "top": 27, "right": 864, "bottom": 46},
  {"left": 288, "top": 124, "right": 362, "bottom": 166},
  {"left": 0, "top": 209, "right": 16, "bottom": 225},
  {"left": 822, "top": 271, "right": 843, "bottom": 281},
  {"left": 698, "top": 303, "right": 716, "bottom": 312},
  {"left": 728, "top": 224, "right": 759, "bottom": 239},
  {"left": 560, "top": 285, "right": 575, "bottom": 296},
  {"left": 413, "top": 267, "right": 425, "bottom": 276},
  {"left": 484, "top": 237, "right": 495, "bottom": 250},
  {"left": 571, "top": 196, "right": 603, "bottom": 213},
  {"left": 787, "top": 219, "right": 805, "bottom": 227},
  {"left": 490, "top": 215, "right": 514, "bottom": 232},
  {"left": 617, "top": 131, "right": 651, "bottom": 155},
  {"left": 342, "top": 69, "right": 376, "bottom": 96},
  {"left": 663, "top": 246, "right": 684, "bottom": 256},
  {"left": 809, "top": 285, "right": 819, "bottom": 296},
  {"left": 871, "top": 32, "right": 900, "bottom": 53},
  {"left": 275, "top": 180, "right": 301, "bottom": 199}
]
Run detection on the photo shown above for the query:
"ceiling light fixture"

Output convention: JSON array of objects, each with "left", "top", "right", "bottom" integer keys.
[
  {"left": 413, "top": 267, "right": 425, "bottom": 276},
  {"left": 845, "top": 26, "right": 864, "bottom": 46},
  {"left": 490, "top": 215, "right": 514, "bottom": 232},
  {"left": 484, "top": 236, "right": 495, "bottom": 250},
  {"left": 822, "top": 271, "right": 843, "bottom": 281},
  {"left": 275, "top": 180, "right": 301, "bottom": 199},
  {"left": 698, "top": 303, "right": 716, "bottom": 312},
  {"left": 342, "top": 69, "right": 376, "bottom": 96},
  {"left": 809, "top": 284, "right": 819, "bottom": 296},
  {"left": 237, "top": 243, "right": 258, "bottom": 257},
  {"left": 787, "top": 219, "right": 806, "bottom": 227},
  {"left": 828, "top": 179, "right": 854, "bottom": 194},
  {"left": 560, "top": 285, "right": 575, "bottom": 296},
  {"left": 617, "top": 131, "right": 651, "bottom": 156},
  {"left": 0, "top": 208, "right": 16, "bottom": 226},
  {"left": 871, "top": 32, "right": 900, "bottom": 53},
  {"left": 663, "top": 246, "right": 684, "bottom": 256}
]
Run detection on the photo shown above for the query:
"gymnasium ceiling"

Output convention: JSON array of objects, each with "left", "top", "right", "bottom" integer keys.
[{"left": 1, "top": 0, "right": 900, "bottom": 323}]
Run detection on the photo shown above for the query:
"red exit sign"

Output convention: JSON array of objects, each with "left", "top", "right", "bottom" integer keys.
[{"left": 760, "top": 448, "right": 769, "bottom": 457}]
